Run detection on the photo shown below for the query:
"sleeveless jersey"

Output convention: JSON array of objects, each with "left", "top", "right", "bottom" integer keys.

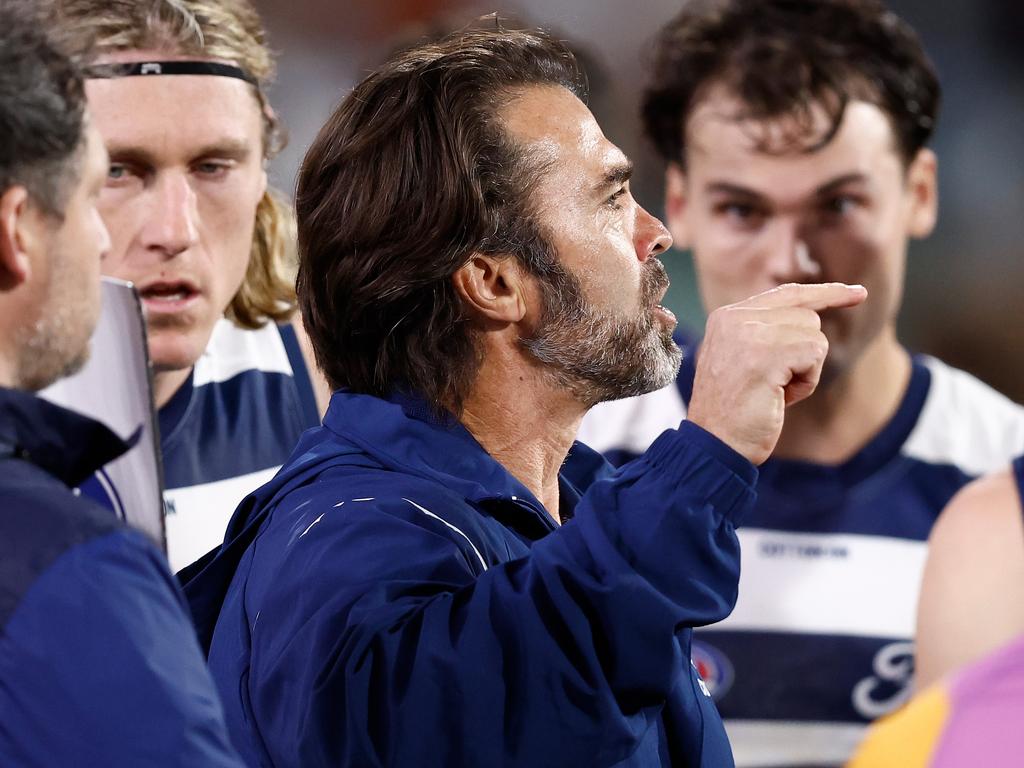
[
  {"left": 578, "top": 337, "right": 1024, "bottom": 767},
  {"left": 848, "top": 631, "right": 1024, "bottom": 768},
  {"left": 160, "top": 319, "right": 320, "bottom": 571}
]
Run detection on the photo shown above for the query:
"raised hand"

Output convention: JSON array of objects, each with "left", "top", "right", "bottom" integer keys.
[{"left": 687, "top": 282, "right": 868, "bottom": 465}]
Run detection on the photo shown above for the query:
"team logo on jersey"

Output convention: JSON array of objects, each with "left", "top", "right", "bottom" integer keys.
[
  {"left": 691, "top": 640, "right": 734, "bottom": 700},
  {"left": 852, "top": 641, "right": 914, "bottom": 719}
]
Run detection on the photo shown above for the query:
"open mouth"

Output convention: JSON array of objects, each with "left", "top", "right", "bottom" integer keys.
[
  {"left": 652, "top": 303, "right": 677, "bottom": 327},
  {"left": 139, "top": 281, "right": 200, "bottom": 309}
]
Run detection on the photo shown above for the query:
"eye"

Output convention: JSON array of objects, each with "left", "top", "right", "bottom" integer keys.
[
  {"left": 193, "top": 160, "right": 233, "bottom": 178},
  {"left": 105, "top": 162, "right": 142, "bottom": 187},
  {"left": 822, "top": 194, "right": 861, "bottom": 217},
  {"left": 605, "top": 187, "right": 627, "bottom": 210},
  {"left": 714, "top": 201, "right": 765, "bottom": 229}
]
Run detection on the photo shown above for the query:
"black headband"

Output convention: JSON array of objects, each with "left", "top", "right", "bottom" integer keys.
[{"left": 86, "top": 60, "right": 258, "bottom": 86}]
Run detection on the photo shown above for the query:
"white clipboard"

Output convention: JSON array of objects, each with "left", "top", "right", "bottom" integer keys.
[{"left": 39, "top": 277, "right": 165, "bottom": 552}]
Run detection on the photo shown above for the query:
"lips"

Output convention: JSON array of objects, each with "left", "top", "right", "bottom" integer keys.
[
  {"left": 643, "top": 260, "right": 676, "bottom": 328},
  {"left": 653, "top": 303, "right": 677, "bottom": 327},
  {"left": 138, "top": 279, "right": 200, "bottom": 310}
]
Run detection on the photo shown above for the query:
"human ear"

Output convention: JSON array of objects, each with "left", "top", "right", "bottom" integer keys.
[
  {"left": 452, "top": 254, "right": 528, "bottom": 325},
  {"left": 664, "top": 163, "right": 693, "bottom": 248},
  {"left": 906, "top": 148, "right": 938, "bottom": 239},
  {"left": 0, "top": 186, "right": 37, "bottom": 291}
]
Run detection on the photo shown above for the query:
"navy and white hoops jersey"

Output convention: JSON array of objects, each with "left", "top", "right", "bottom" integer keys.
[
  {"left": 160, "top": 319, "right": 321, "bottom": 571},
  {"left": 578, "top": 336, "right": 1024, "bottom": 768}
]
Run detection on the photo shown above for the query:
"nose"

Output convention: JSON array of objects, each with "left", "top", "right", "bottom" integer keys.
[
  {"left": 635, "top": 206, "right": 673, "bottom": 262},
  {"left": 140, "top": 171, "right": 199, "bottom": 257},
  {"left": 764, "top": 219, "right": 821, "bottom": 283}
]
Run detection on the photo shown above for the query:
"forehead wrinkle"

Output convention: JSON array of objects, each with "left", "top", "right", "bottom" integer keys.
[{"left": 87, "top": 76, "right": 261, "bottom": 163}]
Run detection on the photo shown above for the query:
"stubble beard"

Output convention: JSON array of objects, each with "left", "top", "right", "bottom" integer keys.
[
  {"left": 520, "top": 255, "right": 682, "bottom": 408},
  {"left": 15, "top": 258, "right": 96, "bottom": 392}
]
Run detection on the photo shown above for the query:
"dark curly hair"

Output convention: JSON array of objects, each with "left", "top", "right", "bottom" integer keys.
[
  {"left": 643, "top": 0, "right": 940, "bottom": 168},
  {"left": 296, "top": 25, "right": 585, "bottom": 413},
  {"left": 0, "top": 1, "right": 88, "bottom": 216}
]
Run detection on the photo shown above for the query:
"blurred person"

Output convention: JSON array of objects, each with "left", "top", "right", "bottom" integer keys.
[
  {"left": 183, "top": 26, "right": 866, "bottom": 767},
  {"left": 914, "top": 455, "right": 1024, "bottom": 689},
  {"left": 0, "top": 4, "right": 241, "bottom": 764},
  {"left": 848, "top": 636, "right": 1024, "bottom": 767},
  {"left": 851, "top": 493, "right": 1024, "bottom": 768},
  {"left": 53, "top": 0, "right": 330, "bottom": 572},
  {"left": 577, "top": 0, "right": 1024, "bottom": 765}
]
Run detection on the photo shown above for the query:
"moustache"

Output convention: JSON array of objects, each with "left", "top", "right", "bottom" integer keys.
[{"left": 642, "top": 259, "right": 670, "bottom": 304}]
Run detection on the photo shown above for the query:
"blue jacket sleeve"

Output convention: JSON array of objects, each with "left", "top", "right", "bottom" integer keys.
[
  {"left": 243, "top": 421, "right": 754, "bottom": 767},
  {"left": 0, "top": 528, "right": 242, "bottom": 768}
]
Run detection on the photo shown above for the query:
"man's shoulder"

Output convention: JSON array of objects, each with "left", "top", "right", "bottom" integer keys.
[
  {"left": 0, "top": 465, "right": 125, "bottom": 564},
  {"left": 162, "top": 318, "right": 319, "bottom": 491},
  {"left": 0, "top": 506, "right": 243, "bottom": 768},
  {"left": 903, "top": 356, "right": 1024, "bottom": 476},
  {"left": 193, "top": 318, "right": 296, "bottom": 388},
  {"left": 0, "top": 466, "right": 144, "bottom": 628},
  {"left": 276, "top": 467, "right": 485, "bottom": 539},
  {"left": 231, "top": 466, "right": 498, "bottom": 623}
]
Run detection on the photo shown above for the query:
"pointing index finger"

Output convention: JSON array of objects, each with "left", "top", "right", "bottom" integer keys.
[{"left": 743, "top": 282, "right": 868, "bottom": 312}]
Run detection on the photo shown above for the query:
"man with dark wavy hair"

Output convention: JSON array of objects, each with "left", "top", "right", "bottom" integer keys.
[
  {"left": 188, "top": 24, "right": 865, "bottom": 767},
  {"left": 578, "top": 1, "right": 1024, "bottom": 765},
  {"left": 0, "top": 3, "right": 241, "bottom": 764}
]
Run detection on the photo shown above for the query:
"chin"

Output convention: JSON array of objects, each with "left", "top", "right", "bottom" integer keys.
[
  {"left": 817, "top": 352, "right": 856, "bottom": 391},
  {"left": 149, "top": 336, "right": 208, "bottom": 374}
]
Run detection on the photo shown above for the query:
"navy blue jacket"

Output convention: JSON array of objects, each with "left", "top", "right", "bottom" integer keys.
[
  {"left": 0, "top": 387, "right": 241, "bottom": 767},
  {"left": 186, "top": 391, "right": 756, "bottom": 767}
]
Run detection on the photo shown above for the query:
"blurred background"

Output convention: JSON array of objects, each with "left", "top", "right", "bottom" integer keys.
[{"left": 254, "top": 0, "right": 1024, "bottom": 402}]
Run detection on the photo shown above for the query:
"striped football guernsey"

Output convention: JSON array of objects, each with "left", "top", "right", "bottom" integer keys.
[
  {"left": 849, "top": 622, "right": 1024, "bottom": 767},
  {"left": 577, "top": 336, "right": 1024, "bottom": 767},
  {"left": 160, "top": 319, "right": 320, "bottom": 572}
]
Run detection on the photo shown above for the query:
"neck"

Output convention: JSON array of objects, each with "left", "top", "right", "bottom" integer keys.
[
  {"left": 0, "top": 352, "right": 15, "bottom": 389},
  {"left": 152, "top": 366, "right": 193, "bottom": 410},
  {"left": 0, "top": 320, "right": 21, "bottom": 388},
  {"left": 773, "top": 329, "right": 911, "bottom": 464},
  {"left": 458, "top": 344, "right": 584, "bottom": 524}
]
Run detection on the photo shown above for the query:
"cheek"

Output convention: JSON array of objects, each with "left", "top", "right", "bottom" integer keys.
[
  {"left": 63, "top": 203, "right": 106, "bottom": 276},
  {"left": 815, "top": 228, "right": 901, "bottom": 287},
  {"left": 197, "top": 187, "right": 260, "bottom": 290},
  {"left": 96, "top": 192, "right": 138, "bottom": 274},
  {"left": 88, "top": 212, "right": 106, "bottom": 279},
  {"left": 817, "top": 236, "right": 906, "bottom": 339},
  {"left": 690, "top": 231, "right": 770, "bottom": 309}
]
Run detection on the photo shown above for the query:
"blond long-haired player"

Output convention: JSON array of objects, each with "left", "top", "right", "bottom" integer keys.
[{"left": 54, "top": 0, "right": 330, "bottom": 571}]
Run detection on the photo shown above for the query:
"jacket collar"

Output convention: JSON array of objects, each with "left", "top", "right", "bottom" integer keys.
[
  {"left": 0, "top": 386, "right": 131, "bottom": 487},
  {"left": 323, "top": 390, "right": 608, "bottom": 523},
  {"left": 182, "top": 389, "right": 612, "bottom": 654}
]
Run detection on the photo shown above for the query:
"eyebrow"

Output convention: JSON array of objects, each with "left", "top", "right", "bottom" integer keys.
[
  {"left": 813, "top": 172, "right": 869, "bottom": 196},
  {"left": 705, "top": 172, "right": 870, "bottom": 200},
  {"left": 105, "top": 139, "right": 253, "bottom": 165},
  {"left": 594, "top": 159, "right": 634, "bottom": 193}
]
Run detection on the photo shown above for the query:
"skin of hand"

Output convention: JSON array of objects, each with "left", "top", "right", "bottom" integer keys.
[{"left": 687, "top": 281, "right": 868, "bottom": 465}]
